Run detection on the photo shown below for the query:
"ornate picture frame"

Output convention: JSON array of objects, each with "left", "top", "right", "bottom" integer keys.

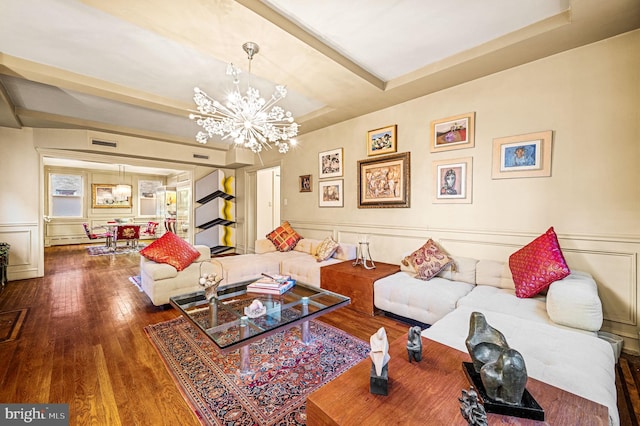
[
  {"left": 92, "top": 184, "right": 132, "bottom": 208},
  {"left": 318, "top": 179, "right": 343, "bottom": 207},
  {"left": 319, "top": 148, "right": 344, "bottom": 179},
  {"left": 430, "top": 112, "right": 475, "bottom": 153},
  {"left": 432, "top": 157, "right": 473, "bottom": 204},
  {"left": 367, "top": 124, "right": 397, "bottom": 156},
  {"left": 357, "top": 152, "right": 410, "bottom": 208},
  {"left": 299, "top": 175, "right": 312, "bottom": 192},
  {"left": 492, "top": 131, "right": 553, "bottom": 179}
]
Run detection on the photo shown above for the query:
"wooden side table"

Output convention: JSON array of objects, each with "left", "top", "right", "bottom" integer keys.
[
  {"left": 320, "top": 260, "right": 400, "bottom": 316},
  {"left": 307, "top": 334, "right": 609, "bottom": 425}
]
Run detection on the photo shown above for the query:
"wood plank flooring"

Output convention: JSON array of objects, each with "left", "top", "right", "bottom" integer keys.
[{"left": 0, "top": 244, "right": 637, "bottom": 425}]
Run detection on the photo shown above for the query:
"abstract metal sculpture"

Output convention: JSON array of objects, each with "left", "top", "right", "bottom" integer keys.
[
  {"left": 406, "top": 326, "right": 423, "bottom": 363},
  {"left": 459, "top": 387, "right": 488, "bottom": 426}
]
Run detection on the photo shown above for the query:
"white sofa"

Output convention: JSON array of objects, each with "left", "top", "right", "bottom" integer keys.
[
  {"left": 210, "top": 238, "right": 357, "bottom": 287},
  {"left": 139, "top": 245, "right": 218, "bottom": 306},
  {"left": 374, "top": 256, "right": 619, "bottom": 425}
]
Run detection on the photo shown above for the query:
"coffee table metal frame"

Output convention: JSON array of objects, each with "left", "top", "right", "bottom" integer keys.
[{"left": 170, "top": 280, "right": 350, "bottom": 374}]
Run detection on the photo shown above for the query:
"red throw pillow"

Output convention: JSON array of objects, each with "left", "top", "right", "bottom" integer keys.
[
  {"left": 266, "top": 221, "right": 302, "bottom": 252},
  {"left": 509, "top": 227, "right": 570, "bottom": 298},
  {"left": 140, "top": 231, "right": 200, "bottom": 271}
]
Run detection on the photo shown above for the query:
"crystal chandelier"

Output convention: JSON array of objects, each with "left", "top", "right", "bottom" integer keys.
[{"left": 189, "top": 42, "right": 299, "bottom": 154}]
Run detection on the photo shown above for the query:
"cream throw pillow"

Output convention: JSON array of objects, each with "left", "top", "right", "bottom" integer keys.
[{"left": 315, "top": 237, "right": 340, "bottom": 262}]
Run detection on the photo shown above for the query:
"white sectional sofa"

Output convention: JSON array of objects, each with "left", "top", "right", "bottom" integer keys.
[
  {"left": 139, "top": 245, "right": 218, "bottom": 306},
  {"left": 374, "top": 255, "right": 619, "bottom": 425},
  {"left": 210, "top": 238, "right": 357, "bottom": 287}
]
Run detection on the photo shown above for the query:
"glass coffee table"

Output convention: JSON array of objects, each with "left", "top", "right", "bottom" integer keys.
[{"left": 169, "top": 280, "right": 350, "bottom": 374}]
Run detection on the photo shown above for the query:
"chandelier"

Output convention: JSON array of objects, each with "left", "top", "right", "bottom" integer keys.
[{"left": 189, "top": 42, "right": 299, "bottom": 154}]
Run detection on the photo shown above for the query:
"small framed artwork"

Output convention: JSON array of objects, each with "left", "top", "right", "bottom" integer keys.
[
  {"left": 491, "top": 130, "right": 552, "bottom": 179},
  {"left": 430, "top": 112, "right": 475, "bottom": 152},
  {"left": 432, "top": 157, "right": 473, "bottom": 204},
  {"left": 367, "top": 124, "right": 397, "bottom": 156},
  {"left": 318, "top": 179, "right": 343, "bottom": 207},
  {"left": 299, "top": 175, "right": 312, "bottom": 192},
  {"left": 357, "top": 152, "right": 410, "bottom": 208},
  {"left": 319, "top": 148, "right": 344, "bottom": 179},
  {"left": 92, "top": 184, "right": 132, "bottom": 208}
]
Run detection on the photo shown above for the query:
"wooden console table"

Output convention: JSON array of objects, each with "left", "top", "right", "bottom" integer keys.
[
  {"left": 320, "top": 261, "right": 400, "bottom": 316},
  {"left": 307, "top": 334, "right": 609, "bottom": 425}
]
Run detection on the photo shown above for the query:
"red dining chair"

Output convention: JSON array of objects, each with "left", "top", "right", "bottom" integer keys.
[
  {"left": 82, "top": 223, "right": 114, "bottom": 247},
  {"left": 114, "top": 225, "right": 140, "bottom": 248},
  {"left": 141, "top": 221, "right": 159, "bottom": 237}
]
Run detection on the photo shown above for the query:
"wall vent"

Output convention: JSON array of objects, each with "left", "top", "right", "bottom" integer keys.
[
  {"left": 91, "top": 139, "right": 117, "bottom": 148},
  {"left": 193, "top": 154, "right": 209, "bottom": 160}
]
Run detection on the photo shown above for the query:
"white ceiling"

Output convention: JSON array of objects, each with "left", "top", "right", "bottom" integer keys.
[{"left": 1, "top": 0, "right": 639, "bottom": 173}]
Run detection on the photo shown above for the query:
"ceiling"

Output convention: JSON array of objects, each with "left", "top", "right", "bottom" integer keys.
[{"left": 1, "top": 0, "right": 639, "bottom": 169}]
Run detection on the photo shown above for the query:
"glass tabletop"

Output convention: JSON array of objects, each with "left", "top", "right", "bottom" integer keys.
[{"left": 169, "top": 280, "right": 350, "bottom": 353}]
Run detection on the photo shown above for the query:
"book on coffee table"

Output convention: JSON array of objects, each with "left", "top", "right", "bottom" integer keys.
[{"left": 246, "top": 274, "right": 295, "bottom": 295}]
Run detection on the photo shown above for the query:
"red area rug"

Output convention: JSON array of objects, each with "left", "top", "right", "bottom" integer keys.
[{"left": 145, "top": 316, "right": 370, "bottom": 425}]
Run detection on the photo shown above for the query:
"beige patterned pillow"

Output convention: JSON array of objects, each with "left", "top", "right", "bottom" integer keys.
[
  {"left": 402, "top": 239, "right": 452, "bottom": 281},
  {"left": 315, "top": 237, "right": 340, "bottom": 262}
]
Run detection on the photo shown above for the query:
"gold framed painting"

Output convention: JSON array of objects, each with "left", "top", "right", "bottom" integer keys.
[
  {"left": 491, "top": 130, "right": 552, "bottom": 179},
  {"left": 366, "top": 124, "right": 397, "bottom": 156},
  {"left": 92, "top": 184, "right": 132, "bottom": 208},
  {"left": 357, "top": 152, "right": 410, "bottom": 208},
  {"left": 432, "top": 157, "right": 473, "bottom": 204},
  {"left": 430, "top": 112, "right": 475, "bottom": 153}
]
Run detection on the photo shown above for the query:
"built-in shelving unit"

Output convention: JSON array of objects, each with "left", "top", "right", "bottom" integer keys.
[{"left": 194, "top": 170, "right": 235, "bottom": 254}]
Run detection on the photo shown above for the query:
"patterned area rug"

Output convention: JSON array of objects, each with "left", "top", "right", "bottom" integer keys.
[
  {"left": 86, "top": 244, "right": 145, "bottom": 256},
  {"left": 128, "top": 275, "right": 143, "bottom": 292},
  {"left": 145, "top": 316, "right": 370, "bottom": 425},
  {"left": 0, "top": 308, "right": 29, "bottom": 343}
]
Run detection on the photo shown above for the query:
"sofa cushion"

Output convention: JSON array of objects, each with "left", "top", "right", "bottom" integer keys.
[
  {"left": 546, "top": 271, "right": 603, "bottom": 332},
  {"left": 333, "top": 242, "right": 357, "bottom": 261},
  {"left": 266, "top": 221, "right": 302, "bottom": 252},
  {"left": 293, "top": 238, "right": 319, "bottom": 255},
  {"left": 437, "top": 256, "right": 478, "bottom": 284},
  {"left": 402, "top": 239, "right": 452, "bottom": 281},
  {"left": 255, "top": 238, "right": 278, "bottom": 254},
  {"left": 315, "top": 237, "right": 339, "bottom": 262},
  {"left": 140, "top": 231, "right": 200, "bottom": 271},
  {"left": 374, "top": 272, "right": 475, "bottom": 325},
  {"left": 509, "top": 227, "right": 570, "bottom": 298},
  {"left": 475, "top": 260, "right": 515, "bottom": 289}
]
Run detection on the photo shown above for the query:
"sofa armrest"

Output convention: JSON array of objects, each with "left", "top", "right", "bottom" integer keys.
[
  {"left": 546, "top": 271, "right": 603, "bottom": 332},
  {"left": 142, "top": 260, "right": 179, "bottom": 280},
  {"left": 194, "top": 245, "right": 212, "bottom": 262}
]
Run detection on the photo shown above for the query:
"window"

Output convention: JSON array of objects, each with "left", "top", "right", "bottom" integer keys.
[
  {"left": 139, "top": 180, "right": 162, "bottom": 216},
  {"left": 49, "top": 173, "right": 83, "bottom": 217}
]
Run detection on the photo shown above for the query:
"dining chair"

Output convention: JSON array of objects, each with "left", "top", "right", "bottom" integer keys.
[
  {"left": 141, "top": 221, "right": 159, "bottom": 237},
  {"left": 114, "top": 224, "right": 140, "bottom": 248},
  {"left": 82, "top": 223, "right": 114, "bottom": 248}
]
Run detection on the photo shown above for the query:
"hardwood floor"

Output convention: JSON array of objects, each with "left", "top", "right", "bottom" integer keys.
[{"left": 0, "top": 244, "right": 637, "bottom": 425}]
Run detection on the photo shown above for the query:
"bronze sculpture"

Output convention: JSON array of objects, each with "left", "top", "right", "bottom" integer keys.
[{"left": 406, "top": 326, "right": 422, "bottom": 363}]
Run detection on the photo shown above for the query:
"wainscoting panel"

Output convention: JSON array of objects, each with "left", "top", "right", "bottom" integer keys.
[{"left": 0, "top": 223, "right": 41, "bottom": 280}]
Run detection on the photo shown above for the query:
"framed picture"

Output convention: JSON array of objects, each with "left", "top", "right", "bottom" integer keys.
[
  {"left": 92, "top": 184, "right": 132, "bottom": 208},
  {"left": 367, "top": 124, "right": 397, "bottom": 156},
  {"left": 318, "top": 179, "right": 343, "bottom": 207},
  {"left": 430, "top": 112, "right": 475, "bottom": 152},
  {"left": 299, "top": 175, "right": 312, "bottom": 192},
  {"left": 357, "top": 152, "right": 410, "bottom": 208},
  {"left": 492, "top": 130, "right": 552, "bottom": 179},
  {"left": 139, "top": 180, "right": 162, "bottom": 199},
  {"left": 319, "top": 148, "right": 343, "bottom": 178},
  {"left": 432, "top": 157, "right": 473, "bottom": 204}
]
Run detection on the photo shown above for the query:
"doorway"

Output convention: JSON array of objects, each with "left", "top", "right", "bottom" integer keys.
[{"left": 256, "top": 166, "right": 281, "bottom": 238}]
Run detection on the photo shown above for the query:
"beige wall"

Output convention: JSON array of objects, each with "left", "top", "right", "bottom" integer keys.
[{"left": 248, "top": 30, "right": 640, "bottom": 352}]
